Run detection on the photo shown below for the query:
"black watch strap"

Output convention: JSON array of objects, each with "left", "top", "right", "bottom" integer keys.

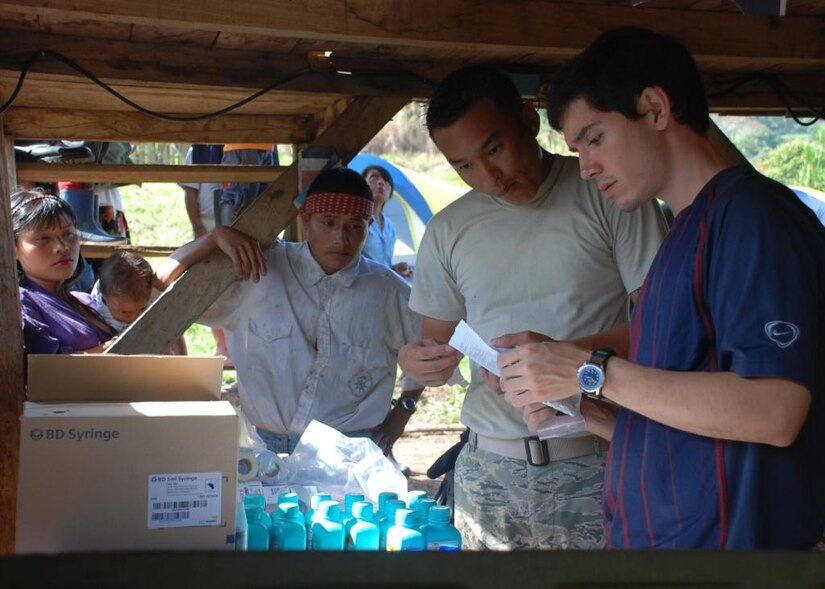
[{"left": 590, "top": 347, "right": 615, "bottom": 368}]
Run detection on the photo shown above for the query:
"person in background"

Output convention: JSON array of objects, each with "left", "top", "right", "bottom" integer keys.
[
  {"left": 13, "top": 188, "right": 115, "bottom": 355},
  {"left": 180, "top": 144, "right": 223, "bottom": 239},
  {"left": 360, "top": 164, "right": 413, "bottom": 279},
  {"left": 217, "top": 143, "right": 279, "bottom": 224},
  {"left": 157, "top": 168, "right": 424, "bottom": 457},
  {"left": 90, "top": 251, "right": 186, "bottom": 355},
  {"left": 500, "top": 26, "right": 825, "bottom": 549},
  {"left": 179, "top": 143, "right": 232, "bottom": 365},
  {"left": 398, "top": 64, "right": 667, "bottom": 550}
]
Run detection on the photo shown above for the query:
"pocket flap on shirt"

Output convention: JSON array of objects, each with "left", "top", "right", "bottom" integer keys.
[{"left": 248, "top": 320, "right": 292, "bottom": 343}]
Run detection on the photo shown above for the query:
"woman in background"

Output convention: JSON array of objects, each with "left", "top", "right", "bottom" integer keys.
[
  {"left": 361, "top": 165, "right": 413, "bottom": 279},
  {"left": 13, "top": 188, "right": 115, "bottom": 354}
]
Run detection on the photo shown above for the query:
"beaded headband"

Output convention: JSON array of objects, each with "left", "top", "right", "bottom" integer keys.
[
  {"left": 11, "top": 194, "right": 62, "bottom": 214},
  {"left": 301, "top": 191, "right": 374, "bottom": 220}
]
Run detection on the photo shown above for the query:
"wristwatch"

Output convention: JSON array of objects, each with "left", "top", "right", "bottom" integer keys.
[
  {"left": 577, "top": 348, "right": 616, "bottom": 399},
  {"left": 392, "top": 397, "right": 418, "bottom": 413}
]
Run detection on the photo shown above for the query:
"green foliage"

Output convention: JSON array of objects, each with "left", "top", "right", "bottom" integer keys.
[
  {"left": 119, "top": 182, "right": 192, "bottom": 247},
  {"left": 755, "top": 126, "right": 825, "bottom": 191}
]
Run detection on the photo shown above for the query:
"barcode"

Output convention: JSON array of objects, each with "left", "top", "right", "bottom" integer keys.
[
  {"left": 151, "top": 511, "right": 191, "bottom": 521},
  {"left": 151, "top": 500, "right": 207, "bottom": 510}
]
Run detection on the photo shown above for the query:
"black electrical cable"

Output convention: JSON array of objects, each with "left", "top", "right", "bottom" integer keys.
[
  {"left": 0, "top": 49, "right": 311, "bottom": 120},
  {"left": 706, "top": 72, "right": 823, "bottom": 126}
]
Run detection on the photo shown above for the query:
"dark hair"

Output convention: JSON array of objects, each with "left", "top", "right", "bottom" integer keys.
[
  {"left": 546, "top": 27, "right": 709, "bottom": 134},
  {"left": 426, "top": 64, "right": 524, "bottom": 137},
  {"left": 12, "top": 188, "right": 80, "bottom": 286},
  {"left": 12, "top": 188, "right": 114, "bottom": 335},
  {"left": 308, "top": 167, "right": 373, "bottom": 201},
  {"left": 98, "top": 251, "right": 153, "bottom": 301},
  {"left": 361, "top": 165, "right": 394, "bottom": 195}
]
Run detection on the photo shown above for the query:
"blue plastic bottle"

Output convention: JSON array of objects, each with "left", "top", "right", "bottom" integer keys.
[
  {"left": 376, "top": 491, "right": 399, "bottom": 520},
  {"left": 244, "top": 493, "right": 272, "bottom": 527},
  {"left": 277, "top": 491, "right": 301, "bottom": 510},
  {"left": 406, "top": 490, "right": 428, "bottom": 513},
  {"left": 311, "top": 500, "right": 345, "bottom": 551},
  {"left": 244, "top": 499, "right": 271, "bottom": 551},
  {"left": 386, "top": 508, "right": 425, "bottom": 551},
  {"left": 235, "top": 493, "right": 248, "bottom": 551},
  {"left": 379, "top": 499, "right": 407, "bottom": 551},
  {"left": 341, "top": 493, "right": 365, "bottom": 529},
  {"left": 271, "top": 503, "right": 307, "bottom": 551},
  {"left": 305, "top": 492, "right": 332, "bottom": 547},
  {"left": 415, "top": 498, "right": 437, "bottom": 529},
  {"left": 346, "top": 501, "right": 379, "bottom": 551},
  {"left": 421, "top": 506, "right": 462, "bottom": 551}
]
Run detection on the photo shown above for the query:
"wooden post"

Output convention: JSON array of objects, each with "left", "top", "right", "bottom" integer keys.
[
  {"left": 0, "top": 115, "right": 24, "bottom": 554},
  {"left": 109, "top": 96, "right": 408, "bottom": 355},
  {"left": 708, "top": 118, "right": 748, "bottom": 165}
]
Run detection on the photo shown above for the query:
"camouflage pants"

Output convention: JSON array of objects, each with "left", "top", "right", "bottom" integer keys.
[{"left": 454, "top": 442, "right": 606, "bottom": 550}]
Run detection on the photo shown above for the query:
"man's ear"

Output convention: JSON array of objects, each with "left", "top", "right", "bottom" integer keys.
[
  {"left": 300, "top": 212, "right": 311, "bottom": 232},
  {"left": 520, "top": 102, "right": 541, "bottom": 136},
  {"left": 637, "top": 86, "right": 671, "bottom": 130}
]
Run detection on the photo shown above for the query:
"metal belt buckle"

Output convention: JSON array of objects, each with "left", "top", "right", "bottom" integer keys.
[{"left": 524, "top": 436, "right": 550, "bottom": 466}]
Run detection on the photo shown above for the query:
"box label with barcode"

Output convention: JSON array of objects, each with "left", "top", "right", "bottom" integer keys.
[{"left": 147, "top": 472, "right": 222, "bottom": 529}]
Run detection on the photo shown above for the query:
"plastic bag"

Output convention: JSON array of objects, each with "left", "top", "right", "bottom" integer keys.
[
  {"left": 233, "top": 403, "right": 284, "bottom": 484},
  {"left": 538, "top": 393, "right": 589, "bottom": 439},
  {"left": 280, "top": 420, "right": 407, "bottom": 503}
]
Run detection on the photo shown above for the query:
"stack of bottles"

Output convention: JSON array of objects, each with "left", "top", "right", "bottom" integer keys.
[{"left": 235, "top": 489, "right": 461, "bottom": 551}]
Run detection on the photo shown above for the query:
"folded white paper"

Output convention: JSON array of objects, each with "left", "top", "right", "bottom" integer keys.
[{"left": 448, "top": 320, "right": 503, "bottom": 376}]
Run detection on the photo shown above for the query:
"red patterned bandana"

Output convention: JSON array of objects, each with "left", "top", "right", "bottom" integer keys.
[{"left": 301, "top": 192, "right": 373, "bottom": 220}]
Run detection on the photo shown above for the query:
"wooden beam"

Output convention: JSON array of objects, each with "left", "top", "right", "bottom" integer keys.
[
  {"left": 708, "top": 120, "right": 749, "bottom": 166},
  {"left": 3, "top": 1, "right": 824, "bottom": 70},
  {"left": 80, "top": 243, "right": 176, "bottom": 260},
  {"left": 0, "top": 115, "right": 24, "bottom": 555},
  {"left": 0, "top": 29, "right": 436, "bottom": 98},
  {"left": 107, "top": 96, "right": 408, "bottom": 355},
  {"left": 3, "top": 108, "right": 316, "bottom": 143},
  {"left": 0, "top": 72, "right": 340, "bottom": 115},
  {"left": 17, "top": 163, "right": 287, "bottom": 184}
]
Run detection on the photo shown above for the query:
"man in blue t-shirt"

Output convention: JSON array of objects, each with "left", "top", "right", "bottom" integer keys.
[{"left": 496, "top": 27, "right": 825, "bottom": 549}]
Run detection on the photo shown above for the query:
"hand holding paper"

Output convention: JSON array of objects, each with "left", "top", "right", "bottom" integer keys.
[{"left": 448, "top": 320, "right": 503, "bottom": 376}]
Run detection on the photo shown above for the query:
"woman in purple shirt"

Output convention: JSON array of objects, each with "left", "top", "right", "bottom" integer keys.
[{"left": 13, "top": 189, "right": 115, "bottom": 354}]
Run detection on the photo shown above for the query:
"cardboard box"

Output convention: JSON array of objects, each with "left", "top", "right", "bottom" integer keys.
[
  {"left": 26, "top": 354, "right": 224, "bottom": 402},
  {"left": 16, "top": 355, "right": 239, "bottom": 553}
]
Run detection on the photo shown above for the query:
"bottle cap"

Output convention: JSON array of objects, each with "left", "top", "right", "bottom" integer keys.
[
  {"left": 352, "top": 501, "right": 373, "bottom": 520},
  {"left": 310, "top": 493, "right": 332, "bottom": 510},
  {"left": 318, "top": 500, "right": 341, "bottom": 520},
  {"left": 395, "top": 508, "right": 417, "bottom": 527},
  {"left": 428, "top": 506, "right": 451, "bottom": 523}
]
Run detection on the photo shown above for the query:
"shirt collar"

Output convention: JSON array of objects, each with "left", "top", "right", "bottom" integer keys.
[{"left": 295, "top": 241, "right": 361, "bottom": 288}]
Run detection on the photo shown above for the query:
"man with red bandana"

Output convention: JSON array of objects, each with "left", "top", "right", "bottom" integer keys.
[{"left": 160, "top": 168, "right": 423, "bottom": 456}]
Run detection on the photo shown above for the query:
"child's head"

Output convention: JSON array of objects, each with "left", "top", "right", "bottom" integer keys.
[
  {"left": 12, "top": 188, "right": 82, "bottom": 288},
  {"left": 98, "top": 251, "right": 154, "bottom": 325}
]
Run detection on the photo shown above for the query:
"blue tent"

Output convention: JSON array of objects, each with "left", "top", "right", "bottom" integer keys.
[{"left": 349, "top": 153, "right": 463, "bottom": 264}]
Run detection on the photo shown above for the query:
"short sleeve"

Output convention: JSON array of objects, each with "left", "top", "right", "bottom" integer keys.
[
  {"left": 606, "top": 196, "right": 668, "bottom": 295},
  {"left": 408, "top": 218, "right": 466, "bottom": 321},
  {"left": 706, "top": 187, "right": 821, "bottom": 390}
]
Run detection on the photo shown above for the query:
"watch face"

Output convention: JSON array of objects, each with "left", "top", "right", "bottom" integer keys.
[
  {"left": 398, "top": 397, "right": 417, "bottom": 412},
  {"left": 577, "top": 364, "right": 605, "bottom": 393}
]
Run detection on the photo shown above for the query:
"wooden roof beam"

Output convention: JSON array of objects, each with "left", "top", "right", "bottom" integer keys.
[
  {"left": 4, "top": 1, "right": 824, "bottom": 70},
  {"left": 0, "top": 29, "right": 435, "bottom": 98},
  {"left": 3, "top": 107, "right": 315, "bottom": 143},
  {"left": 16, "top": 163, "right": 288, "bottom": 184}
]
